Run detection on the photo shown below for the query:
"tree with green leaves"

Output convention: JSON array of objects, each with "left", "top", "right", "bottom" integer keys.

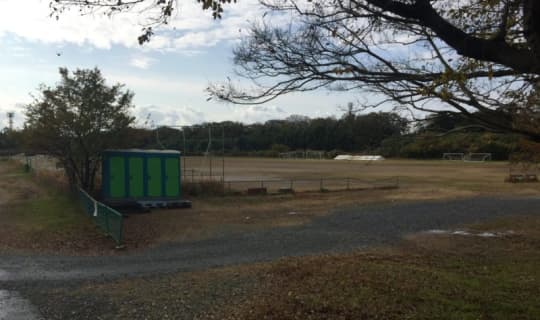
[{"left": 25, "top": 67, "right": 135, "bottom": 192}]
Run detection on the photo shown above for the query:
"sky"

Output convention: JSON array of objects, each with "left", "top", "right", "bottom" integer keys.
[{"left": 0, "top": 0, "right": 359, "bottom": 129}]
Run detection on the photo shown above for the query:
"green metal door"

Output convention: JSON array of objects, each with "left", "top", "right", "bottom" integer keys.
[
  {"left": 109, "top": 156, "right": 125, "bottom": 198},
  {"left": 165, "top": 157, "right": 180, "bottom": 197},
  {"left": 128, "top": 157, "right": 144, "bottom": 198},
  {"left": 147, "top": 157, "right": 162, "bottom": 197}
]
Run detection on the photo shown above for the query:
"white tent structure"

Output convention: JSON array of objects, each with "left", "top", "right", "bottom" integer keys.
[{"left": 334, "top": 155, "right": 385, "bottom": 161}]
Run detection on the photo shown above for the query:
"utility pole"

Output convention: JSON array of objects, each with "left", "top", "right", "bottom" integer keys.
[
  {"left": 222, "top": 125, "right": 225, "bottom": 183},
  {"left": 6, "top": 112, "right": 14, "bottom": 131},
  {"left": 154, "top": 124, "right": 187, "bottom": 179},
  {"left": 208, "top": 125, "right": 212, "bottom": 179},
  {"left": 181, "top": 128, "right": 186, "bottom": 178}
]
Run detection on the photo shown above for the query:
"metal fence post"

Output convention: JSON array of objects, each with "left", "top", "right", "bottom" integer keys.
[
  {"left": 183, "top": 155, "right": 186, "bottom": 180},
  {"left": 117, "top": 217, "right": 124, "bottom": 247},
  {"left": 78, "top": 188, "right": 123, "bottom": 247},
  {"left": 105, "top": 206, "right": 110, "bottom": 234}
]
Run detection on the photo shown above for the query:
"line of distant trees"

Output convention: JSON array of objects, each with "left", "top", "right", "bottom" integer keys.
[
  {"left": 381, "top": 112, "right": 522, "bottom": 160},
  {"left": 115, "top": 111, "right": 521, "bottom": 160},
  {"left": 125, "top": 112, "right": 409, "bottom": 156},
  {"left": 0, "top": 110, "right": 524, "bottom": 161}
]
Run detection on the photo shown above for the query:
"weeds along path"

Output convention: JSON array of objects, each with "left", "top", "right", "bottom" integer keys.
[{"left": 1, "top": 196, "right": 539, "bottom": 283}]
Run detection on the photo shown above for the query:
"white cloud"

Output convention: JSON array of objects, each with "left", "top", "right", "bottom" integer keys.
[
  {"left": 133, "top": 104, "right": 289, "bottom": 128},
  {"left": 7, "top": 45, "right": 30, "bottom": 58},
  {"left": 129, "top": 56, "right": 156, "bottom": 69},
  {"left": 220, "top": 105, "right": 287, "bottom": 124},
  {"left": 0, "top": 1, "right": 139, "bottom": 49},
  {"left": 0, "top": 0, "right": 264, "bottom": 53},
  {"left": 107, "top": 73, "right": 206, "bottom": 96},
  {"left": 135, "top": 105, "right": 206, "bottom": 127}
]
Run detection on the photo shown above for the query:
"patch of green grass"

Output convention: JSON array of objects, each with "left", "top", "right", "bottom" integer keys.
[
  {"left": 0, "top": 161, "right": 110, "bottom": 253},
  {"left": 1, "top": 163, "right": 91, "bottom": 233},
  {"left": 11, "top": 193, "right": 91, "bottom": 233}
]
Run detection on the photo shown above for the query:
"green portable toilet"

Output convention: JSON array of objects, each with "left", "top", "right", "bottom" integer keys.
[{"left": 102, "top": 149, "right": 190, "bottom": 208}]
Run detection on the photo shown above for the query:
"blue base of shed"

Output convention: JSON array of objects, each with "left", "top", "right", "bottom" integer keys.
[
  {"left": 104, "top": 198, "right": 192, "bottom": 212},
  {"left": 137, "top": 199, "right": 192, "bottom": 209}
]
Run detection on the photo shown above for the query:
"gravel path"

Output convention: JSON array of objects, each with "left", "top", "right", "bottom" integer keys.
[
  {"left": 1, "top": 196, "right": 539, "bottom": 284},
  {"left": 1, "top": 195, "right": 539, "bottom": 319},
  {"left": 0, "top": 290, "right": 41, "bottom": 320}
]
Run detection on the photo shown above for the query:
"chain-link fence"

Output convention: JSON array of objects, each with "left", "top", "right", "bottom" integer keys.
[
  {"left": 79, "top": 188, "right": 124, "bottom": 246},
  {"left": 221, "top": 177, "right": 399, "bottom": 193},
  {"left": 10, "top": 154, "right": 64, "bottom": 172},
  {"left": 182, "top": 176, "right": 399, "bottom": 196}
]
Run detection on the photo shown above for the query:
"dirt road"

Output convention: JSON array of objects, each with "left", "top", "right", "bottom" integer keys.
[{"left": 1, "top": 196, "right": 539, "bottom": 283}]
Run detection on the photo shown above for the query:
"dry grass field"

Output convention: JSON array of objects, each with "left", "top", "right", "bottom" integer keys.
[
  {"left": 124, "top": 157, "right": 540, "bottom": 247},
  {"left": 2, "top": 157, "right": 539, "bottom": 253},
  {"left": 184, "top": 157, "right": 539, "bottom": 195}
]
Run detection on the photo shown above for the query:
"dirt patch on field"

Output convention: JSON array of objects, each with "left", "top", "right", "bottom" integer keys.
[
  {"left": 0, "top": 226, "right": 116, "bottom": 255},
  {"left": 385, "top": 187, "right": 477, "bottom": 200},
  {"left": 123, "top": 180, "right": 530, "bottom": 247},
  {"left": 122, "top": 188, "right": 424, "bottom": 246}
]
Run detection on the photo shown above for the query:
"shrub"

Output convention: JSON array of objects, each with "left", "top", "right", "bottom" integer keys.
[
  {"left": 182, "top": 180, "right": 225, "bottom": 197},
  {"left": 398, "top": 132, "right": 518, "bottom": 160},
  {"left": 32, "top": 169, "right": 71, "bottom": 194}
]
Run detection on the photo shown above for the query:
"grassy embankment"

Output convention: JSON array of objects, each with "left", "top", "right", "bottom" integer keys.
[{"left": 0, "top": 159, "right": 112, "bottom": 253}]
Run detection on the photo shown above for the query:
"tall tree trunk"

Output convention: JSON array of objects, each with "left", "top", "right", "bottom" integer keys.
[
  {"left": 82, "top": 158, "right": 91, "bottom": 193},
  {"left": 524, "top": 0, "right": 540, "bottom": 68}
]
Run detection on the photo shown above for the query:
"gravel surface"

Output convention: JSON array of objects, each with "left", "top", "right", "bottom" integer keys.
[
  {"left": 1, "top": 196, "right": 539, "bottom": 282},
  {"left": 0, "top": 290, "right": 41, "bottom": 320},
  {"left": 1, "top": 196, "right": 540, "bottom": 318}
]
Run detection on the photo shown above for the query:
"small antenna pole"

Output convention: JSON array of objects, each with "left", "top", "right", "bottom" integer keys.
[
  {"left": 222, "top": 125, "right": 225, "bottom": 183},
  {"left": 209, "top": 125, "right": 212, "bottom": 179},
  {"left": 7, "top": 112, "right": 14, "bottom": 131}
]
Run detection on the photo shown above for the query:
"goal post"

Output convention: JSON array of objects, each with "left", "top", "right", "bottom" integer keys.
[
  {"left": 280, "top": 150, "right": 325, "bottom": 160},
  {"left": 305, "top": 150, "right": 324, "bottom": 160},
  {"left": 442, "top": 153, "right": 465, "bottom": 161},
  {"left": 464, "top": 153, "right": 492, "bottom": 162},
  {"left": 442, "top": 152, "right": 492, "bottom": 162}
]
